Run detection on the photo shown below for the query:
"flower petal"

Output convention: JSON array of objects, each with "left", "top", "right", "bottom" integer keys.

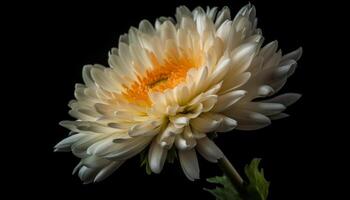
[
  {"left": 81, "top": 155, "right": 110, "bottom": 169},
  {"left": 148, "top": 140, "right": 168, "bottom": 174},
  {"left": 216, "top": 115, "right": 237, "bottom": 132},
  {"left": 175, "top": 134, "right": 196, "bottom": 150},
  {"left": 190, "top": 113, "right": 221, "bottom": 133},
  {"left": 128, "top": 121, "right": 162, "bottom": 137},
  {"left": 269, "top": 113, "right": 289, "bottom": 120},
  {"left": 170, "top": 116, "right": 190, "bottom": 128},
  {"left": 138, "top": 20, "right": 155, "bottom": 35},
  {"left": 54, "top": 133, "right": 87, "bottom": 150},
  {"left": 91, "top": 136, "right": 152, "bottom": 160},
  {"left": 215, "top": 6, "right": 231, "bottom": 28},
  {"left": 220, "top": 72, "right": 251, "bottom": 94},
  {"left": 94, "top": 160, "right": 125, "bottom": 182},
  {"left": 196, "top": 137, "right": 224, "bottom": 162},
  {"left": 78, "top": 166, "right": 98, "bottom": 184},
  {"left": 82, "top": 65, "right": 96, "bottom": 87},
  {"left": 229, "top": 42, "right": 259, "bottom": 75},
  {"left": 179, "top": 149, "right": 200, "bottom": 181},
  {"left": 257, "top": 85, "right": 274, "bottom": 97},
  {"left": 157, "top": 123, "right": 183, "bottom": 148},
  {"left": 281, "top": 47, "right": 303, "bottom": 63},
  {"left": 212, "top": 90, "right": 246, "bottom": 112},
  {"left": 263, "top": 93, "right": 301, "bottom": 107},
  {"left": 245, "top": 102, "right": 286, "bottom": 116},
  {"left": 234, "top": 110, "right": 271, "bottom": 130}
]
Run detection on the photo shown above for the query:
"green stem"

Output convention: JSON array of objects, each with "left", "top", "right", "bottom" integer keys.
[{"left": 218, "top": 156, "right": 246, "bottom": 194}]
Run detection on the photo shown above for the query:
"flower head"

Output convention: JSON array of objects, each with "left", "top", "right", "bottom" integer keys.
[{"left": 55, "top": 4, "right": 302, "bottom": 183}]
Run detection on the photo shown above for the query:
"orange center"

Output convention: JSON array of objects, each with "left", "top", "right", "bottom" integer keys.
[{"left": 122, "top": 51, "right": 203, "bottom": 106}]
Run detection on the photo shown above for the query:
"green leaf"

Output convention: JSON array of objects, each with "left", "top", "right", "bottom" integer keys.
[
  {"left": 244, "top": 159, "right": 270, "bottom": 200},
  {"left": 140, "top": 149, "right": 152, "bottom": 175},
  {"left": 204, "top": 175, "right": 242, "bottom": 200},
  {"left": 166, "top": 146, "right": 178, "bottom": 164},
  {"left": 205, "top": 158, "right": 270, "bottom": 200}
]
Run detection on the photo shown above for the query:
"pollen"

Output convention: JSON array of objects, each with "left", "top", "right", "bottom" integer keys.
[{"left": 122, "top": 50, "right": 203, "bottom": 106}]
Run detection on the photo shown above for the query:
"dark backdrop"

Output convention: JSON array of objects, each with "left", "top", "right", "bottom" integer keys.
[{"left": 10, "top": 0, "right": 339, "bottom": 199}]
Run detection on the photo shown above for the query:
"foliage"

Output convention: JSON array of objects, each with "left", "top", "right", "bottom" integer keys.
[{"left": 205, "top": 158, "right": 270, "bottom": 200}]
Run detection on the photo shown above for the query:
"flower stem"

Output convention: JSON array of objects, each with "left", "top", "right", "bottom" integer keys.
[{"left": 218, "top": 156, "right": 245, "bottom": 193}]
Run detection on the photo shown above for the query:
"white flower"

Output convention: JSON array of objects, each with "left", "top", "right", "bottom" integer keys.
[{"left": 55, "top": 4, "right": 302, "bottom": 183}]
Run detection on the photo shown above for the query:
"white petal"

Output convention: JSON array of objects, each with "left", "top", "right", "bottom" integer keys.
[
  {"left": 81, "top": 155, "right": 110, "bottom": 169},
  {"left": 100, "top": 137, "right": 152, "bottom": 160},
  {"left": 148, "top": 140, "right": 168, "bottom": 174},
  {"left": 149, "top": 92, "right": 168, "bottom": 113},
  {"left": 160, "top": 21, "right": 176, "bottom": 41},
  {"left": 94, "top": 103, "right": 114, "bottom": 116},
  {"left": 234, "top": 110, "right": 271, "bottom": 130},
  {"left": 170, "top": 116, "right": 190, "bottom": 128},
  {"left": 175, "top": 134, "right": 196, "bottom": 150},
  {"left": 60, "top": 120, "right": 119, "bottom": 134},
  {"left": 263, "top": 93, "right": 301, "bottom": 107},
  {"left": 91, "top": 67, "right": 119, "bottom": 92},
  {"left": 128, "top": 27, "right": 142, "bottom": 46},
  {"left": 54, "top": 133, "right": 86, "bottom": 150},
  {"left": 245, "top": 102, "right": 286, "bottom": 116},
  {"left": 175, "top": 6, "right": 192, "bottom": 22},
  {"left": 201, "top": 95, "right": 218, "bottom": 112},
  {"left": 69, "top": 108, "right": 99, "bottom": 121},
  {"left": 230, "top": 42, "right": 259, "bottom": 75},
  {"left": 196, "top": 137, "right": 224, "bottom": 163},
  {"left": 204, "top": 82, "right": 223, "bottom": 96},
  {"left": 119, "top": 33, "right": 129, "bottom": 44},
  {"left": 71, "top": 134, "right": 110, "bottom": 158},
  {"left": 269, "top": 78, "right": 287, "bottom": 94},
  {"left": 216, "top": 20, "right": 232, "bottom": 42},
  {"left": 129, "top": 43, "right": 153, "bottom": 73},
  {"left": 129, "top": 121, "right": 162, "bottom": 137},
  {"left": 174, "top": 84, "right": 191, "bottom": 106},
  {"left": 78, "top": 166, "right": 97, "bottom": 184},
  {"left": 233, "top": 4, "right": 251, "bottom": 21},
  {"left": 94, "top": 160, "right": 125, "bottom": 182},
  {"left": 187, "top": 82, "right": 221, "bottom": 107},
  {"left": 82, "top": 65, "right": 95, "bottom": 87},
  {"left": 86, "top": 136, "right": 124, "bottom": 155},
  {"left": 269, "top": 113, "right": 290, "bottom": 120},
  {"left": 215, "top": 6, "right": 231, "bottom": 28},
  {"left": 179, "top": 149, "right": 200, "bottom": 181},
  {"left": 183, "top": 126, "right": 194, "bottom": 139},
  {"left": 212, "top": 90, "right": 246, "bottom": 112},
  {"left": 216, "top": 115, "right": 237, "bottom": 132},
  {"left": 260, "top": 41, "right": 278, "bottom": 59},
  {"left": 190, "top": 114, "right": 221, "bottom": 133},
  {"left": 264, "top": 50, "right": 282, "bottom": 69},
  {"left": 158, "top": 123, "right": 183, "bottom": 147},
  {"left": 257, "top": 85, "right": 274, "bottom": 97},
  {"left": 206, "top": 7, "right": 218, "bottom": 21},
  {"left": 220, "top": 72, "right": 251, "bottom": 94},
  {"left": 281, "top": 47, "right": 303, "bottom": 63},
  {"left": 283, "top": 60, "right": 298, "bottom": 77},
  {"left": 72, "top": 161, "right": 83, "bottom": 175},
  {"left": 138, "top": 20, "right": 155, "bottom": 34},
  {"left": 195, "top": 12, "right": 211, "bottom": 36},
  {"left": 272, "top": 64, "right": 293, "bottom": 80},
  {"left": 209, "top": 59, "right": 231, "bottom": 84}
]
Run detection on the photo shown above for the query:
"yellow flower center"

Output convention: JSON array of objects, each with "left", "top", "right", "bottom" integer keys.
[{"left": 122, "top": 50, "right": 203, "bottom": 106}]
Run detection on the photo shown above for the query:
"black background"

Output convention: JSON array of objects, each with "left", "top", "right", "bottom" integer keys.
[{"left": 8, "top": 0, "right": 341, "bottom": 199}]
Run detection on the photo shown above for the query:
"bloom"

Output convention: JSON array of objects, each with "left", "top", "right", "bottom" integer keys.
[{"left": 55, "top": 4, "right": 302, "bottom": 183}]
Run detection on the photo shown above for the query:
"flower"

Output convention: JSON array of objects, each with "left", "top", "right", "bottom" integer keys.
[{"left": 55, "top": 4, "right": 302, "bottom": 183}]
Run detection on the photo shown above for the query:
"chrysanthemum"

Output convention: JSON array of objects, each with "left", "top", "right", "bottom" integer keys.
[{"left": 55, "top": 4, "right": 302, "bottom": 183}]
